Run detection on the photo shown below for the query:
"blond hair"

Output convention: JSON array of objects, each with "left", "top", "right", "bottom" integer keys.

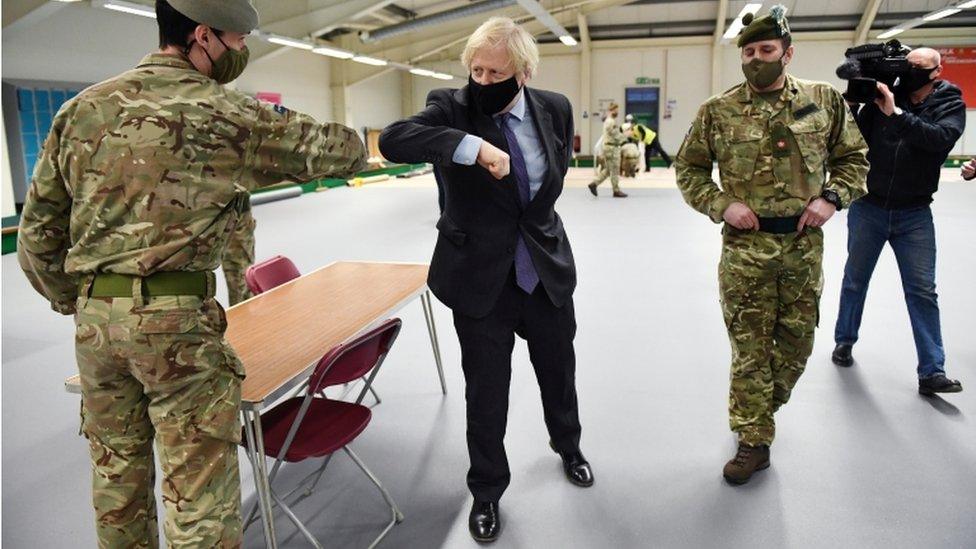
[{"left": 461, "top": 17, "right": 539, "bottom": 78}]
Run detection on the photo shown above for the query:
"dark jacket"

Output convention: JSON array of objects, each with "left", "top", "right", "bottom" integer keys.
[
  {"left": 856, "top": 80, "right": 966, "bottom": 209},
  {"left": 379, "top": 86, "right": 576, "bottom": 318}
]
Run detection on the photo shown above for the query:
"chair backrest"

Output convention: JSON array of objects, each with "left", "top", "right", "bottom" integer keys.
[
  {"left": 310, "top": 318, "right": 403, "bottom": 394},
  {"left": 245, "top": 255, "right": 301, "bottom": 294}
]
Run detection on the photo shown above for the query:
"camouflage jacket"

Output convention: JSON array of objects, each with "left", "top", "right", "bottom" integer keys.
[
  {"left": 675, "top": 74, "right": 868, "bottom": 222},
  {"left": 603, "top": 115, "right": 626, "bottom": 147},
  {"left": 18, "top": 53, "right": 367, "bottom": 314}
]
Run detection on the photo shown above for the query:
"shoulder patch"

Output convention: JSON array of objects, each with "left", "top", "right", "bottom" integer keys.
[{"left": 273, "top": 104, "right": 289, "bottom": 115}]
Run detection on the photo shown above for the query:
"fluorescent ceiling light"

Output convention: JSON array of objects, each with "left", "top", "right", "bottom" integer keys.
[
  {"left": 352, "top": 55, "right": 388, "bottom": 66},
  {"left": 559, "top": 35, "right": 578, "bottom": 46},
  {"left": 410, "top": 68, "right": 436, "bottom": 76},
  {"left": 722, "top": 3, "right": 763, "bottom": 40},
  {"left": 268, "top": 36, "right": 314, "bottom": 50},
  {"left": 432, "top": 73, "right": 454, "bottom": 80},
  {"left": 313, "top": 46, "right": 354, "bottom": 59},
  {"left": 923, "top": 7, "right": 962, "bottom": 21},
  {"left": 876, "top": 28, "right": 904, "bottom": 39},
  {"left": 103, "top": 1, "right": 156, "bottom": 18},
  {"left": 958, "top": 0, "right": 976, "bottom": 8}
]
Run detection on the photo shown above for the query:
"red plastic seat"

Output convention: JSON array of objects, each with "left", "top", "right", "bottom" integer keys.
[
  {"left": 259, "top": 399, "right": 371, "bottom": 461},
  {"left": 243, "top": 319, "right": 404, "bottom": 547},
  {"left": 245, "top": 255, "right": 301, "bottom": 295}
]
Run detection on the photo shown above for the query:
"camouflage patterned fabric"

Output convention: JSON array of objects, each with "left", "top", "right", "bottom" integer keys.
[
  {"left": 720, "top": 228, "right": 823, "bottom": 445},
  {"left": 592, "top": 113, "right": 626, "bottom": 191},
  {"left": 592, "top": 145, "right": 622, "bottom": 192},
  {"left": 18, "top": 52, "right": 366, "bottom": 547},
  {"left": 676, "top": 74, "right": 867, "bottom": 446},
  {"left": 221, "top": 208, "right": 255, "bottom": 306},
  {"left": 76, "top": 291, "right": 243, "bottom": 548}
]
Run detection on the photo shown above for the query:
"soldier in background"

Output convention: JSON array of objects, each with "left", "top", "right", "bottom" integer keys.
[
  {"left": 675, "top": 5, "right": 868, "bottom": 485},
  {"left": 588, "top": 102, "right": 628, "bottom": 198},
  {"left": 222, "top": 207, "right": 255, "bottom": 306},
  {"left": 16, "top": 0, "right": 366, "bottom": 545}
]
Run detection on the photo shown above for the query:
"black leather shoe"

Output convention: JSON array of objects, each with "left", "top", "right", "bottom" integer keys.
[
  {"left": 468, "top": 500, "right": 500, "bottom": 543},
  {"left": 549, "top": 440, "right": 594, "bottom": 487},
  {"left": 919, "top": 374, "right": 963, "bottom": 396},
  {"left": 832, "top": 343, "right": 853, "bottom": 367}
]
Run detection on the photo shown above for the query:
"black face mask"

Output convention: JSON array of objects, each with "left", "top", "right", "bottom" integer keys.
[
  {"left": 468, "top": 75, "right": 522, "bottom": 116},
  {"left": 897, "top": 66, "right": 936, "bottom": 94}
]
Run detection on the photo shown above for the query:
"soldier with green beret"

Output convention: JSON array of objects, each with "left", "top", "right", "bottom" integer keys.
[
  {"left": 17, "top": 0, "right": 366, "bottom": 545},
  {"left": 675, "top": 5, "right": 868, "bottom": 484}
]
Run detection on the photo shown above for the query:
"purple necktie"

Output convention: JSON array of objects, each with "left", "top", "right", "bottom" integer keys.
[{"left": 498, "top": 113, "right": 540, "bottom": 295}]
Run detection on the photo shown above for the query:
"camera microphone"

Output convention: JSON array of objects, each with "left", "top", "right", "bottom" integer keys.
[{"left": 836, "top": 58, "right": 862, "bottom": 80}]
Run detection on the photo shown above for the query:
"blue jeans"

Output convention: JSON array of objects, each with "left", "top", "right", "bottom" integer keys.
[{"left": 834, "top": 199, "right": 945, "bottom": 379}]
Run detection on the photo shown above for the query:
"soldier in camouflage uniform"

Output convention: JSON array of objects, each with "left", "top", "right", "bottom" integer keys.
[
  {"left": 221, "top": 207, "right": 255, "bottom": 306},
  {"left": 588, "top": 102, "right": 629, "bottom": 198},
  {"left": 675, "top": 5, "right": 868, "bottom": 485},
  {"left": 17, "top": 1, "right": 366, "bottom": 546}
]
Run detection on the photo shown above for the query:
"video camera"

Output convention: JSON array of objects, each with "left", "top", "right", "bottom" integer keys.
[{"left": 835, "top": 40, "right": 913, "bottom": 103}]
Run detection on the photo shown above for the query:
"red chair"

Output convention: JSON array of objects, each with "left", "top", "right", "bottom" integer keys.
[
  {"left": 245, "top": 255, "right": 381, "bottom": 403},
  {"left": 244, "top": 319, "right": 404, "bottom": 548},
  {"left": 244, "top": 254, "right": 301, "bottom": 294}
]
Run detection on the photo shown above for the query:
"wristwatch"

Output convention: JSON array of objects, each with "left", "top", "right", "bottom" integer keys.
[{"left": 820, "top": 188, "right": 843, "bottom": 211}]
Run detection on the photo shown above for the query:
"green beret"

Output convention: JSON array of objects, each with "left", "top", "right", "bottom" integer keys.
[
  {"left": 168, "top": 0, "right": 259, "bottom": 34},
  {"left": 736, "top": 4, "right": 790, "bottom": 48}
]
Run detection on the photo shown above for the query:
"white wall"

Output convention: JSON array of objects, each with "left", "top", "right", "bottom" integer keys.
[
  {"left": 235, "top": 49, "right": 334, "bottom": 123},
  {"left": 1, "top": 3, "right": 154, "bottom": 85},
  {"left": 346, "top": 70, "right": 403, "bottom": 131}
]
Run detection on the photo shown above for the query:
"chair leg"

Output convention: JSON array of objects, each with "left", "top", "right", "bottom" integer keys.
[
  {"left": 303, "top": 453, "right": 335, "bottom": 497},
  {"left": 269, "top": 487, "right": 324, "bottom": 549},
  {"left": 343, "top": 446, "right": 404, "bottom": 548},
  {"left": 367, "top": 377, "right": 382, "bottom": 404}
]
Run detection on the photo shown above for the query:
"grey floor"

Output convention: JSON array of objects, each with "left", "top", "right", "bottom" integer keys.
[{"left": 3, "top": 169, "right": 975, "bottom": 548}]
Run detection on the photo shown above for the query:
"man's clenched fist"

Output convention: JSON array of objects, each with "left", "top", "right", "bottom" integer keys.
[{"left": 477, "top": 141, "right": 510, "bottom": 180}]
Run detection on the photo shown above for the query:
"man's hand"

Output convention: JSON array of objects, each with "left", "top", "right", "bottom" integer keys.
[
  {"left": 477, "top": 141, "right": 510, "bottom": 180},
  {"left": 961, "top": 158, "right": 976, "bottom": 181},
  {"left": 723, "top": 202, "right": 759, "bottom": 231},
  {"left": 874, "top": 82, "right": 898, "bottom": 116},
  {"left": 798, "top": 198, "right": 836, "bottom": 231}
]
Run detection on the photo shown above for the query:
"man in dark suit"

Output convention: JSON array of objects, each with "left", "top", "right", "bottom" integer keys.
[{"left": 379, "top": 16, "right": 592, "bottom": 543}]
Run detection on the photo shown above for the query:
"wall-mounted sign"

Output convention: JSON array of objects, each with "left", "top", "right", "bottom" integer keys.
[{"left": 635, "top": 77, "right": 660, "bottom": 85}]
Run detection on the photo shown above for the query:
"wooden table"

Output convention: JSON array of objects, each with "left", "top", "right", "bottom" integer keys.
[{"left": 66, "top": 261, "right": 446, "bottom": 548}]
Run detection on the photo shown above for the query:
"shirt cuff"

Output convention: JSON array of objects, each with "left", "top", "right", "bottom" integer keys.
[{"left": 452, "top": 134, "right": 483, "bottom": 166}]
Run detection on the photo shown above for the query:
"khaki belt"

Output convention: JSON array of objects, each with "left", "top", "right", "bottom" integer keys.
[{"left": 81, "top": 272, "right": 215, "bottom": 298}]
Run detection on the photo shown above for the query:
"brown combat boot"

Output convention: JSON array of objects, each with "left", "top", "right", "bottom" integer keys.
[
  {"left": 588, "top": 182, "right": 598, "bottom": 196},
  {"left": 612, "top": 190, "right": 628, "bottom": 198},
  {"left": 723, "top": 443, "right": 770, "bottom": 485}
]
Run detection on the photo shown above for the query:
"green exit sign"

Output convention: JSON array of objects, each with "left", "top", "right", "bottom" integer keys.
[{"left": 636, "top": 77, "right": 660, "bottom": 85}]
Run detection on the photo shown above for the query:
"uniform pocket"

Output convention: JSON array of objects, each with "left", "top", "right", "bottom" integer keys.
[
  {"left": 719, "top": 125, "right": 763, "bottom": 184},
  {"left": 140, "top": 310, "right": 199, "bottom": 334},
  {"left": 789, "top": 114, "right": 829, "bottom": 174}
]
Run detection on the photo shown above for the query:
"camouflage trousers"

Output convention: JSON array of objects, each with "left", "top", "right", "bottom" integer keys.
[
  {"left": 221, "top": 210, "right": 256, "bottom": 307},
  {"left": 592, "top": 145, "right": 622, "bottom": 192},
  {"left": 75, "top": 290, "right": 245, "bottom": 548},
  {"left": 719, "top": 227, "right": 824, "bottom": 446}
]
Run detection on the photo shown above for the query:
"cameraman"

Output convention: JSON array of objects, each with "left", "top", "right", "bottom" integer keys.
[{"left": 832, "top": 47, "right": 965, "bottom": 396}]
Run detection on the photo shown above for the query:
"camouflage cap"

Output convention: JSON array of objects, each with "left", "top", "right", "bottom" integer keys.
[
  {"left": 168, "top": 0, "right": 259, "bottom": 34},
  {"left": 736, "top": 4, "right": 790, "bottom": 48}
]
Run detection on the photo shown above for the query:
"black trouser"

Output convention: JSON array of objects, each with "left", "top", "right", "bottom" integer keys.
[
  {"left": 452, "top": 270, "right": 582, "bottom": 503},
  {"left": 644, "top": 137, "right": 672, "bottom": 168}
]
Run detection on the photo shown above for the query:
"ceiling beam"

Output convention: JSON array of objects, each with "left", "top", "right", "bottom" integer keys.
[{"left": 853, "top": 0, "right": 884, "bottom": 45}]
